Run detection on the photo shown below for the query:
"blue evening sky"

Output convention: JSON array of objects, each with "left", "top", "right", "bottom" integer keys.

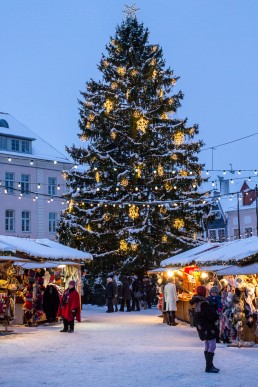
[{"left": 1, "top": 0, "right": 258, "bottom": 173}]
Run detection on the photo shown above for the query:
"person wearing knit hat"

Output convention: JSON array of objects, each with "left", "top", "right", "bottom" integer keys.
[
  {"left": 189, "top": 284, "right": 220, "bottom": 374},
  {"left": 59, "top": 280, "right": 81, "bottom": 333},
  {"left": 207, "top": 286, "right": 223, "bottom": 343}
]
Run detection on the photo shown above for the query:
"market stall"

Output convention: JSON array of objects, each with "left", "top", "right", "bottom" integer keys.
[{"left": 0, "top": 236, "right": 92, "bottom": 326}]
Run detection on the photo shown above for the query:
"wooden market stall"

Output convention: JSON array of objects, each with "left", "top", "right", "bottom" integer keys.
[{"left": 0, "top": 235, "right": 92, "bottom": 326}]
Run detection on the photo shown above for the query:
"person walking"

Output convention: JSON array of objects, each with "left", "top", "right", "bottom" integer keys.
[
  {"left": 105, "top": 277, "right": 115, "bottom": 313},
  {"left": 59, "top": 280, "right": 81, "bottom": 333},
  {"left": 164, "top": 277, "right": 178, "bottom": 326},
  {"left": 189, "top": 285, "right": 220, "bottom": 373}
]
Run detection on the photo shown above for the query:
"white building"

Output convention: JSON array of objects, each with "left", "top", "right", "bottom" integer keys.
[{"left": 0, "top": 112, "right": 72, "bottom": 239}]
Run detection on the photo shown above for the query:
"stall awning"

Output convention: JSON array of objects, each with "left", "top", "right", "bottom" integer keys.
[
  {"left": 14, "top": 261, "right": 83, "bottom": 269},
  {"left": 198, "top": 265, "right": 232, "bottom": 272},
  {"left": 0, "top": 236, "right": 92, "bottom": 261},
  {"left": 161, "top": 236, "right": 258, "bottom": 267},
  {"left": 215, "top": 263, "right": 258, "bottom": 275}
]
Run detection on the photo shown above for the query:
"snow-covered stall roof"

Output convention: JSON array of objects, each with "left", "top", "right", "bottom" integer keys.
[
  {"left": 0, "top": 242, "right": 16, "bottom": 253},
  {"left": 0, "top": 256, "right": 30, "bottom": 262},
  {"left": 215, "top": 263, "right": 258, "bottom": 275},
  {"left": 160, "top": 242, "right": 221, "bottom": 267},
  {"left": 14, "top": 260, "right": 83, "bottom": 269},
  {"left": 0, "top": 236, "right": 92, "bottom": 261}
]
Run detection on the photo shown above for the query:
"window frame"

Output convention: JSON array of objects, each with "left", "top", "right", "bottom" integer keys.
[{"left": 5, "top": 209, "right": 15, "bottom": 232}]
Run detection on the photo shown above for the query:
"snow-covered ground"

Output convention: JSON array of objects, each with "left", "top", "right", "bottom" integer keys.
[{"left": 1, "top": 305, "right": 257, "bottom": 387}]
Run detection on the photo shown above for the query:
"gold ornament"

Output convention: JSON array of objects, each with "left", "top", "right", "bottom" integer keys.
[
  {"left": 95, "top": 171, "right": 100, "bottom": 182},
  {"left": 162, "top": 235, "right": 168, "bottom": 243},
  {"left": 120, "top": 239, "right": 128, "bottom": 251},
  {"left": 150, "top": 58, "right": 156, "bottom": 66},
  {"left": 63, "top": 172, "right": 68, "bottom": 180},
  {"left": 129, "top": 204, "right": 139, "bottom": 220},
  {"left": 168, "top": 98, "right": 174, "bottom": 106},
  {"left": 157, "top": 165, "right": 164, "bottom": 176},
  {"left": 158, "top": 89, "right": 163, "bottom": 98},
  {"left": 152, "top": 45, "right": 158, "bottom": 52},
  {"left": 171, "top": 153, "right": 178, "bottom": 161},
  {"left": 136, "top": 117, "right": 149, "bottom": 133},
  {"left": 179, "top": 169, "right": 188, "bottom": 177},
  {"left": 111, "top": 82, "right": 118, "bottom": 90},
  {"left": 189, "top": 127, "right": 195, "bottom": 135},
  {"left": 130, "top": 69, "right": 138, "bottom": 77},
  {"left": 152, "top": 69, "right": 157, "bottom": 79},
  {"left": 68, "top": 200, "right": 74, "bottom": 212},
  {"left": 103, "top": 213, "right": 110, "bottom": 221},
  {"left": 104, "top": 99, "right": 113, "bottom": 114},
  {"left": 173, "top": 218, "right": 185, "bottom": 229},
  {"left": 160, "top": 112, "right": 168, "bottom": 120},
  {"left": 110, "top": 130, "right": 117, "bottom": 140},
  {"left": 171, "top": 79, "right": 177, "bottom": 85},
  {"left": 86, "top": 224, "right": 91, "bottom": 231},
  {"left": 160, "top": 206, "right": 167, "bottom": 215},
  {"left": 111, "top": 39, "right": 117, "bottom": 46},
  {"left": 80, "top": 134, "right": 88, "bottom": 142},
  {"left": 103, "top": 59, "right": 109, "bottom": 67},
  {"left": 165, "top": 181, "right": 172, "bottom": 191},
  {"left": 86, "top": 101, "right": 92, "bottom": 107},
  {"left": 133, "top": 110, "right": 141, "bottom": 118},
  {"left": 121, "top": 178, "right": 129, "bottom": 187},
  {"left": 126, "top": 90, "right": 130, "bottom": 100},
  {"left": 131, "top": 242, "right": 138, "bottom": 251},
  {"left": 88, "top": 114, "right": 95, "bottom": 122},
  {"left": 173, "top": 132, "right": 185, "bottom": 146},
  {"left": 117, "top": 66, "right": 126, "bottom": 76},
  {"left": 86, "top": 122, "right": 91, "bottom": 129}
]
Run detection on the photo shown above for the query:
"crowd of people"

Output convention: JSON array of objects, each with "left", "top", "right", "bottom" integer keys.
[{"left": 104, "top": 275, "right": 157, "bottom": 313}]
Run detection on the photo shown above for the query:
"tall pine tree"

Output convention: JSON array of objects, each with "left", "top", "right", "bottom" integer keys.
[{"left": 58, "top": 11, "right": 209, "bottom": 276}]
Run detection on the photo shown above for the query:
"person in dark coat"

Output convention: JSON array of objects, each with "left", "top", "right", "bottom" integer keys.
[
  {"left": 42, "top": 284, "right": 60, "bottom": 322},
  {"left": 105, "top": 278, "right": 115, "bottom": 313},
  {"left": 119, "top": 276, "right": 131, "bottom": 312},
  {"left": 189, "top": 285, "right": 220, "bottom": 373},
  {"left": 131, "top": 276, "right": 141, "bottom": 311}
]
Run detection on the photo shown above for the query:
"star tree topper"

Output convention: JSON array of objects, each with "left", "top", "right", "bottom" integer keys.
[{"left": 123, "top": 4, "right": 139, "bottom": 18}]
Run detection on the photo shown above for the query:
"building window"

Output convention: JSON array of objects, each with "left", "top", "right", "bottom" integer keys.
[
  {"left": 21, "top": 174, "right": 30, "bottom": 195},
  {"left": 22, "top": 211, "right": 30, "bottom": 232},
  {"left": 0, "top": 136, "right": 7, "bottom": 150},
  {"left": 48, "top": 177, "right": 57, "bottom": 196},
  {"left": 245, "top": 227, "right": 252, "bottom": 238},
  {"left": 49, "top": 212, "right": 57, "bottom": 233},
  {"left": 21, "top": 140, "right": 30, "bottom": 153},
  {"left": 5, "top": 210, "right": 15, "bottom": 231},
  {"left": 208, "top": 229, "right": 217, "bottom": 242},
  {"left": 0, "top": 119, "right": 9, "bottom": 128},
  {"left": 233, "top": 229, "right": 240, "bottom": 240},
  {"left": 5, "top": 172, "right": 14, "bottom": 194},
  {"left": 218, "top": 228, "right": 226, "bottom": 242},
  {"left": 11, "top": 138, "right": 19, "bottom": 152}
]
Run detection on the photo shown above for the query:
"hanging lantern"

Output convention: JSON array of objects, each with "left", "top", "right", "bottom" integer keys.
[
  {"left": 95, "top": 171, "right": 100, "bottom": 182},
  {"left": 111, "top": 82, "right": 118, "bottom": 90},
  {"left": 173, "top": 218, "right": 185, "bottom": 229},
  {"left": 117, "top": 66, "right": 126, "bottom": 76},
  {"left": 168, "top": 98, "right": 174, "bottom": 106},
  {"left": 129, "top": 205, "right": 139, "bottom": 220},
  {"left": 120, "top": 239, "right": 128, "bottom": 252},
  {"left": 173, "top": 132, "right": 185, "bottom": 146},
  {"left": 171, "top": 153, "right": 178, "bottom": 161},
  {"left": 179, "top": 169, "right": 188, "bottom": 177},
  {"left": 104, "top": 99, "right": 113, "bottom": 114},
  {"left": 103, "top": 59, "right": 109, "bottom": 67},
  {"left": 110, "top": 130, "right": 117, "bottom": 140},
  {"left": 157, "top": 165, "right": 164, "bottom": 176},
  {"left": 121, "top": 178, "right": 129, "bottom": 187},
  {"left": 162, "top": 235, "right": 168, "bottom": 243},
  {"left": 88, "top": 114, "right": 95, "bottom": 122},
  {"left": 136, "top": 117, "right": 148, "bottom": 133},
  {"left": 131, "top": 242, "right": 138, "bottom": 251}
]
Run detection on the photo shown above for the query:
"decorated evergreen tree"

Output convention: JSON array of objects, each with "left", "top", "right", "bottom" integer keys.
[{"left": 58, "top": 8, "right": 209, "bottom": 276}]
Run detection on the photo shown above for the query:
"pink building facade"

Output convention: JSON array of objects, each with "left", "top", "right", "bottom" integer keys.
[{"left": 0, "top": 113, "right": 72, "bottom": 240}]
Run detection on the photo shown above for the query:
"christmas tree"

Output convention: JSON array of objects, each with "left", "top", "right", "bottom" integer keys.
[{"left": 58, "top": 7, "right": 209, "bottom": 276}]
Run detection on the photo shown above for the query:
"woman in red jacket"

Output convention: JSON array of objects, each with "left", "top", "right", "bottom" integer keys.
[{"left": 59, "top": 280, "right": 81, "bottom": 333}]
